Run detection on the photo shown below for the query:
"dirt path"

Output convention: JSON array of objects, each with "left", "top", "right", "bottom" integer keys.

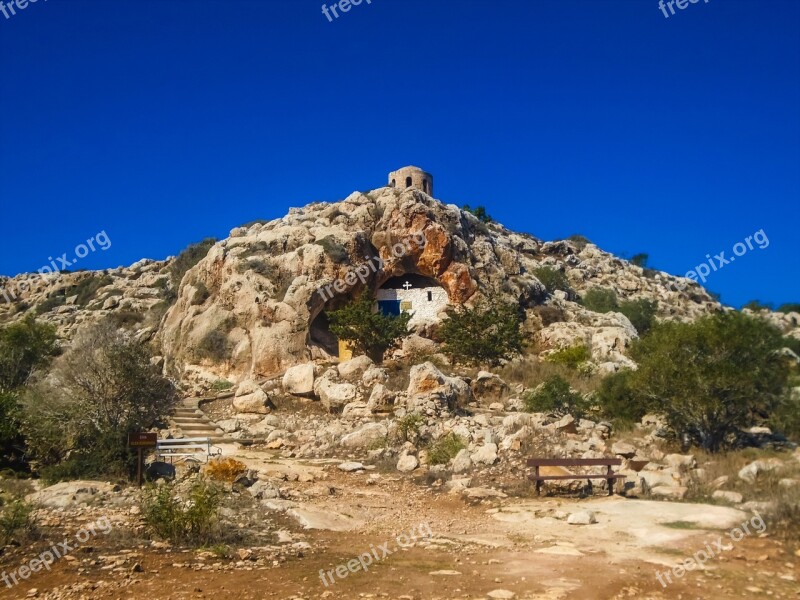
[{"left": 1, "top": 450, "right": 798, "bottom": 600}]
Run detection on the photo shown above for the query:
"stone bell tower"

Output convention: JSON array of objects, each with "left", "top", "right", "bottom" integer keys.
[{"left": 388, "top": 166, "right": 433, "bottom": 197}]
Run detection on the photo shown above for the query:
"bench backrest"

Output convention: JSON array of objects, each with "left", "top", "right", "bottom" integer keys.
[
  {"left": 527, "top": 458, "right": 622, "bottom": 467},
  {"left": 157, "top": 438, "right": 211, "bottom": 446}
]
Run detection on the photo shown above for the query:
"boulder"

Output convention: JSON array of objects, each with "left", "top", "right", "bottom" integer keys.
[
  {"left": 282, "top": 363, "right": 315, "bottom": 396},
  {"left": 611, "top": 441, "right": 637, "bottom": 459},
  {"left": 738, "top": 459, "right": 783, "bottom": 483},
  {"left": 470, "top": 371, "right": 510, "bottom": 403},
  {"left": 216, "top": 419, "right": 240, "bottom": 433},
  {"left": 342, "top": 401, "right": 370, "bottom": 418},
  {"left": 366, "top": 383, "right": 395, "bottom": 413},
  {"left": 233, "top": 388, "right": 270, "bottom": 414},
  {"left": 452, "top": 448, "right": 472, "bottom": 473},
  {"left": 471, "top": 443, "right": 499, "bottom": 466},
  {"left": 664, "top": 454, "right": 696, "bottom": 469},
  {"left": 649, "top": 485, "right": 688, "bottom": 500},
  {"left": 316, "top": 378, "right": 359, "bottom": 413},
  {"left": 362, "top": 365, "right": 389, "bottom": 387},
  {"left": 337, "top": 355, "right": 374, "bottom": 381},
  {"left": 407, "top": 362, "right": 472, "bottom": 411},
  {"left": 396, "top": 454, "right": 419, "bottom": 472},
  {"left": 340, "top": 423, "right": 387, "bottom": 448}
]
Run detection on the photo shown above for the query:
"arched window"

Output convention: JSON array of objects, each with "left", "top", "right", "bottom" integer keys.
[
  {"left": 390, "top": 179, "right": 395, "bottom": 187},
  {"left": 406, "top": 176, "right": 412, "bottom": 187},
  {"left": 423, "top": 179, "right": 428, "bottom": 193}
]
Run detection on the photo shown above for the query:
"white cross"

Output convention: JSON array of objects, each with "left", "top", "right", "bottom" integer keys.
[{"left": 402, "top": 281, "right": 412, "bottom": 291}]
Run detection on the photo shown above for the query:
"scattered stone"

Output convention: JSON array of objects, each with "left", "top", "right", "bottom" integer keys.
[
  {"left": 611, "top": 442, "right": 637, "bottom": 458},
  {"left": 487, "top": 591, "right": 516, "bottom": 600},
  {"left": 337, "top": 462, "right": 365, "bottom": 472},
  {"left": 396, "top": 454, "right": 419, "bottom": 473},
  {"left": 712, "top": 490, "right": 744, "bottom": 504},
  {"left": 282, "top": 363, "right": 316, "bottom": 396},
  {"left": 649, "top": 485, "right": 688, "bottom": 500},
  {"left": 452, "top": 448, "right": 472, "bottom": 473},
  {"left": 567, "top": 510, "right": 597, "bottom": 525},
  {"left": 471, "top": 443, "right": 499, "bottom": 466}
]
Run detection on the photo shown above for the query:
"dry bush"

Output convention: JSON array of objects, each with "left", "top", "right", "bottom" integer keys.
[
  {"left": 204, "top": 458, "right": 247, "bottom": 483},
  {"left": 498, "top": 356, "right": 603, "bottom": 396}
]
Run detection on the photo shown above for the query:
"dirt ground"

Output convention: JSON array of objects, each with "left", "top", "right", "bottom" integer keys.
[{"left": 1, "top": 450, "right": 798, "bottom": 600}]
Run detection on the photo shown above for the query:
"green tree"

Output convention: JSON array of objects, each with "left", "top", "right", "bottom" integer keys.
[
  {"left": 626, "top": 312, "right": 789, "bottom": 451},
  {"left": 328, "top": 292, "right": 412, "bottom": 362},
  {"left": 777, "top": 303, "right": 800, "bottom": 314},
  {"left": 595, "top": 369, "right": 645, "bottom": 426},
  {"left": 533, "top": 267, "right": 571, "bottom": 295},
  {"left": 439, "top": 296, "right": 523, "bottom": 366},
  {"left": 524, "top": 375, "right": 589, "bottom": 419},
  {"left": 581, "top": 288, "right": 619, "bottom": 313},
  {"left": 743, "top": 299, "right": 774, "bottom": 312},
  {"left": 22, "top": 323, "right": 177, "bottom": 479}
]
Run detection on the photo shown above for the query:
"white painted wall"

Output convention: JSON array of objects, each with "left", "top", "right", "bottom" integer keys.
[{"left": 376, "top": 286, "right": 449, "bottom": 327}]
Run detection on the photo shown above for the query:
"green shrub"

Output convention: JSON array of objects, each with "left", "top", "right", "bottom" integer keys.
[
  {"left": 595, "top": 370, "right": 645, "bottom": 427},
  {"left": 329, "top": 292, "right": 411, "bottom": 362},
  {"left": 35, "top": 291, "right": 66, "bottom": 315},
  {"left": 580, "top": 288, "right": 618, "bottom": 313},
  {"left": 427, "top": 433, "right": 466, "bottom": 465},
  {"left": 166, "top": 238, "right": 217, "bottom": 303},
  {"left": 316, "top": 236, "right": 349, "bottom": 264},
  {"left": 546, "top": 345, "right": 591, "bottom": 369},
  {"left": 524, "top": 375, "right": 589, "bottom": 419},
  {"left": 141, "top": 479, "right": 222, "bottom": 545},
  {"left": 778, "top": 303, "right": 800, "bottom": 314},
  {"left": 197, "top": 330, "right": 233, "bottom": 361},
  {"left": 625, "top": 312, "right": 790, "bottom": 451},
  {"left": 618, "top": 299, "right": 658, "bottom": 335},
  {"left": 439, "top": 296, "right": 522, "bottom": 366},
  {"left": 567, "top": 235, "right": 591, "bottom": 250},
  {"left": 395, "top": 413, "right": 425, "bottom": 444},
  {"left": 211, "top": 379, "right": 234, "bottom": 392},
  {"left": 743, "top": 300, "right": 773, "bottom": 312},
  {"left": 579, "top": 288, "right": 657, "bottom": 335},
  {"left": 0, "top": 498, "right": 36, "bottom": 544},
  {"left": 533, "top": 305, "right": 566, "bottom": 326},
  {"left": 630, "top": 253, "right": 649, "bottom": 268},
  {"left": 70, "top": 274, "right": 114, "bottom": 306},
  {"left": 533, "top": 267, "right": 571, "bottom": 295}
]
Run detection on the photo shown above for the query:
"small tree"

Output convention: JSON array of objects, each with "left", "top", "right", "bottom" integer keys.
[
  {"left": 439, "top": 296, "right": 523, "bottom": 366},
  {"left": 524, "top": 375, "right": 588, "bottom": 419},
  {"left": 581, "top": 288, "right": 619, "bottom": 313},
  {"left": 22, "top": 323, "right": 177, "bottom": 479},
  {"left": 627, "top": 312, "right": 789, "bottom": 451},
  {"left": 328, "top": 292, "right": 412, "bottom": 362}
]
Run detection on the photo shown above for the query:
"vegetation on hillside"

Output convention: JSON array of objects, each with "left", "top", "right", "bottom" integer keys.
[
  {"left": 439, "top": 296, "right": 522, "bottom": 366},
  {"left": 328, "top": 292, "right": 412, "bottom": 362},
  {"left": 579, "top": 287, "right": 658, "bottom": 335}
]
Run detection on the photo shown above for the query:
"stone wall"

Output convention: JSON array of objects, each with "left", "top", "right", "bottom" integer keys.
[{"left": 388, "top": 166, "right": 433, "bottom": 197}]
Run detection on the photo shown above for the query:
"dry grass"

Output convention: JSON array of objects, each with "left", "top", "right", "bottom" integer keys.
[
  {"left": 497, "top": 356, "right": 604, "bottom": 395},
  {"left": 687, "top": 448, "right": 800, "bottom": 548}
]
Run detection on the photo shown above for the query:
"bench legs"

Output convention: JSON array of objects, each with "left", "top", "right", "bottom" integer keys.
[
  {"left": 535, "top": 466, "right": 541, "bottom": 496},
  {"left": 607, "top": 464, "right": 614, "bottom": 496}
]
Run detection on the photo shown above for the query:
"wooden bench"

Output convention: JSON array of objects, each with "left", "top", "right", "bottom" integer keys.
[
  {"left": 527, "top": 458, "right": 627, "bottom": 496},
  {"left": 156, "top": 438, "right": 222, "bottom": 464}
]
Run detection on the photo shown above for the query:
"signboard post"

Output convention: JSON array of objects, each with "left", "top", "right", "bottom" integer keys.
[{"left": 128, "top": 432, "right": 158, "bottom": 486}]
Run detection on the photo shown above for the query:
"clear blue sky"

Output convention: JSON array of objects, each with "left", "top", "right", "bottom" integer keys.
[{"left": 1, "top": 0, "right": 798, "bottom": 308}]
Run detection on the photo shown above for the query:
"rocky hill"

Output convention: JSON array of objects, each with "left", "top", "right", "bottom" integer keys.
[{"left": 1, "top": 185, "right": 797, "bottom": 389}]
